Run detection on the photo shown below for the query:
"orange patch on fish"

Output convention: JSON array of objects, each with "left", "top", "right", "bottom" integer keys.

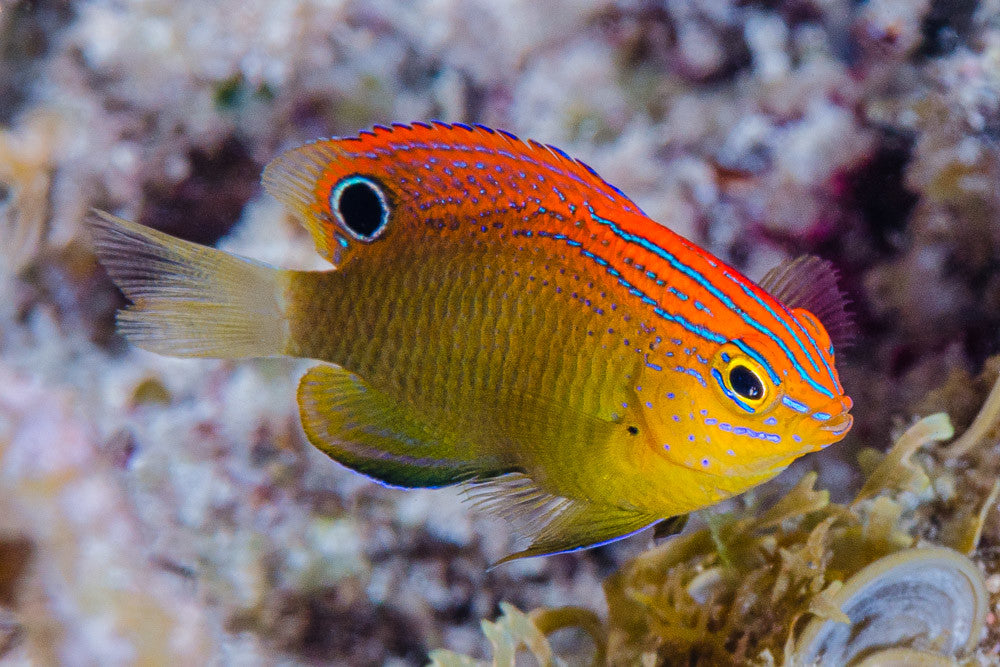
[{"left": 89, "top": 122, "right": 853, "bottom": 563}]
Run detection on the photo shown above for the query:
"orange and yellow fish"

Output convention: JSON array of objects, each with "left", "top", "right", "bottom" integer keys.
[{"left": 89, "top": 122, "right": 853, "bottom": 563}]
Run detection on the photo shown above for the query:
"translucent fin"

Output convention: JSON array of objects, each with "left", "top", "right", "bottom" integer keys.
[
  {"left": 297, "top": 364, "right": 509, "bottom": 489},
  {"left": 261, "top": 140, "right": 345, "bottom": 265},
  {"left": 88, "top": 210, "right": 290, "bottom": 358},
  {"left": 758, "top": 255, "right": 854, "bottom": 349},
  {"left": 468, "top": 473, "right": 657, "bottom": 566}
]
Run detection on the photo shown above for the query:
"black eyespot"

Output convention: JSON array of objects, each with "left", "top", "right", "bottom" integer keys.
[
  {"left": 627, "top": 425, "right": 639, "bottom": 435},
  {"left": 729, "top": 365, "right": 764, "bottom": 400},
  {"left": 331, "top": 176, "right": 388, "bottom": 241}
]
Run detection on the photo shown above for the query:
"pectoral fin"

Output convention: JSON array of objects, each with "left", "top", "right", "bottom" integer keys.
[
  {"left": 492, "top": 502, "right": 657, "bottom": 566},
  {"left": 298, "top": 364, "right": 509, "bottom": 488},
  {"left": 469, "top": 473, "right": 657, "bottom": 566}
]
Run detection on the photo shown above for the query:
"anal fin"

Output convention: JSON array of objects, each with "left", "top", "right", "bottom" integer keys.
[
  {"left": 468, "top": 473, "right": 658, "bottom": 566},
  {"left": 298, "top": 364, "right": 508, "bottom": 488}
]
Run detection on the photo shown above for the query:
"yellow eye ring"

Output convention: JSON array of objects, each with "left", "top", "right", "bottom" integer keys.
[{"left": 710, "top": 344, "right": 777, "bottom": 414}]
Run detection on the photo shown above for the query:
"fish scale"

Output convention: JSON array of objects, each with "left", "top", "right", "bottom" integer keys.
[
  {"left": 88, "top": 121, "right": 853, "bottom": 562},
  {"left": 289, "top": 240, "right": 629, "bottom": 452}
]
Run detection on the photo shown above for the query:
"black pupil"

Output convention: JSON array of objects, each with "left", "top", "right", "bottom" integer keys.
[
  {"left": 337, "top": 180, "right": 385, "bottom": 238},
  {"left": 729, "top": 365, "right": 763, "bottom": 400}
]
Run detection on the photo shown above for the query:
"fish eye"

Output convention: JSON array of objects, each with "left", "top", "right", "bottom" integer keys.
[
  {"left": 330, "top": 175, "right": 389, "bottom": 242},
  {"left": 710, "top": 343, "right": 777, "bottom": 413},
  {"left": 729, "top": 364, "right": 764, "bottom": 401},
  {"left": 720, "top": 356, "right": 770, "bottom": 410}
]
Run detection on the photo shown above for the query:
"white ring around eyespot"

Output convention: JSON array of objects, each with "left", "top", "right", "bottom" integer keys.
[{"left": 329, "top": 175, "right": 390, "bottom": 242}]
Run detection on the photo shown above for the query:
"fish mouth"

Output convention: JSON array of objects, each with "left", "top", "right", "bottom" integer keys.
[{"left": 820, "top": 413, "right": 853, "bottom": 437}]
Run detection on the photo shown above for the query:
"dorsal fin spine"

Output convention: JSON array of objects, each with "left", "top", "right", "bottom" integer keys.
[{"left": 758, "top": 255, "right": 854, "bottom": 350}]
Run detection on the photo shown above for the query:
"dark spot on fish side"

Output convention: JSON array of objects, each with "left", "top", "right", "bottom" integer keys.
[
  {"left": 335, "top": 178, "right": 387, "bottom": 240},
  {"left": 627, "top": 425, "right": 639, "bottom": 435}
]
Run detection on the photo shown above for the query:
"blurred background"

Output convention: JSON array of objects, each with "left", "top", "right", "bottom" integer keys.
[{"left": 2, "top": 0, "right": 1000, "bottom": 663}]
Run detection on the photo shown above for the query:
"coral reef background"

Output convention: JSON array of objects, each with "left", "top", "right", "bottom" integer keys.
[{"left": 3, "top": 0, "right": 1000, "bottom": 663}]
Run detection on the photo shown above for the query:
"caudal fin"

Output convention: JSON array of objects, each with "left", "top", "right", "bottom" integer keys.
[{"left": 88, "top": 210, "right": 290, "bottom": 359}]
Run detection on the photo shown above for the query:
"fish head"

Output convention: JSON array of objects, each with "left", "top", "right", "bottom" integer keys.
[
  {"left": 651, "top": 311, "right": 852, "bottom": 480},
  {"left": 778, "top": 306, "right": 854, "bottom": 447}
]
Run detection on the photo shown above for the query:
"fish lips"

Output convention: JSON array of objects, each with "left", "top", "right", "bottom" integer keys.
[{"left": 821, "top": 412, "right": 853, "bottom": 437}]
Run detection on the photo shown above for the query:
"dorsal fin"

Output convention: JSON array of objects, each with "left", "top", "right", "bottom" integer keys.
[
  {"left": 758, "top": 255, "right": 854, "bottom": 350},
  {"left": 261, "top": 122, "right": 645, "bottom": 266},
  {"left": 261, "top": 139, "right": 346, "bottom": 265}
]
